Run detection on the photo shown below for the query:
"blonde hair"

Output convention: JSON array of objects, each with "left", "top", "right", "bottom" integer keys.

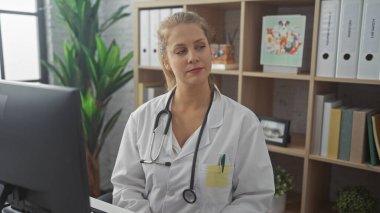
[{"left": 157, "top": 11, "right": 213, "bottom": 89}]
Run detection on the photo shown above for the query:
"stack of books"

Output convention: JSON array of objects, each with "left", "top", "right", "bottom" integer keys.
[{"left": 311, "top": 93, "right": 380, "bottom": 166}]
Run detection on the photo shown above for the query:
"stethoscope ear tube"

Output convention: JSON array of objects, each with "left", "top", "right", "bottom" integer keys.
[{"left": 154, "top": 110, "right": 172, "bottom": 134}]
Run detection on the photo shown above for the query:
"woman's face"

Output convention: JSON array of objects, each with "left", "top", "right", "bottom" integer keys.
[{"left": 163, "top": 23, "right": 212, "bottom": 88}]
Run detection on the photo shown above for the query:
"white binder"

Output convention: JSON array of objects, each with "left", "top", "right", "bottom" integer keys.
[
  {"left": 335, "top": 0, "right": 363, "bottom": 79},
  {"left": 139, "top": 10, "right": 150, "bottom": 66},
  {"left": 316, "top": 0, "right": 341, "bottom": 77},
  {"left": 357, "top": 0, "right": 380, "bottom": 80},
  {"left": 320, "top": 99, "right": 342, "bottom": 157},
  {"left": 171, "top": 7, "right": 183, "bottom": 14},
  {"left": 160, "top": 8, "right": 171, "bottom": 22},
  {"left": 149, "top": 9, "right": 161, "bottom": 67}
]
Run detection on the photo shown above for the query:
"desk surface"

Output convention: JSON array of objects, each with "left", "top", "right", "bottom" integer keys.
[
  {"left": 1, "top": 197, "right": 133, "bottom": 213},
  {"left": 90, "top": 197, "right": 134, "bottom": 213}
]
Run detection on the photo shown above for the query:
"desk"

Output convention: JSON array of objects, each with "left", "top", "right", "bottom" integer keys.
[
  {"left": 1, "top": 197, "right": 134, "bottom": 213},
  {"left": 90, "top": 197, "right": 135, "bottom": 213}
]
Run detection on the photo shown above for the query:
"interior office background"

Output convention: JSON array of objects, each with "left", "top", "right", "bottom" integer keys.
[{"left": 2, "top": 0, "right": 379, "bottom": 201}]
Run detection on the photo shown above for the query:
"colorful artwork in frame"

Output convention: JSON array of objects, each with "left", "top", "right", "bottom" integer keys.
[{"left": 260, "top": 15, "right": 306, "bottom": 68}]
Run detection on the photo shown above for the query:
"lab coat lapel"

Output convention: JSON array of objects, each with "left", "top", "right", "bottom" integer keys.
[{"left": 175, "top": 91, "right": 224, "bottom": 161}]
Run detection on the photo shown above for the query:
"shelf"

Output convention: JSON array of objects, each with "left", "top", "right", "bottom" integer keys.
[
  {"left": 249, "top": 0, "right": 315, "bottom": 6},
  {"left": 211, "top": 70, "right": 239, "bottom": 76},
  {"left": 135, "top": 1, "right": 183, "bottom": 8},
  {"left": 243, "top": 71, "right": 311, "bottom": 81},
  {"left": 309, "top": 155, "right": 380, "bottom": 173},
  {"left": 315, "top": 76, "right": 380, "bottom": 85},
  {"left": 186, "top": 1, "right": 241, "bottom": 9},
  {"left": 267, "top": 133, "right": 306, "bottom": 158},
  {"left": 138, "top": 65, "right": 162, "bottom": 71},
  {"left": 138, "top": 66, "right": 240, "bottom": 75}
]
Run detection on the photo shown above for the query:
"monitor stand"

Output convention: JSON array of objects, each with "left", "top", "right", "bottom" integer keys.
[
  {"left": 0, "top": 183, "right": 13, "bottom": 210},
  {"left": 0, "top": 184, "right": 48, "bottom": 213},
  {"left": 0, "top": 184, "right": 19, "bottom": 213},
  {"left": 2, "top": 206, "right": 20, "bottom": 213}
]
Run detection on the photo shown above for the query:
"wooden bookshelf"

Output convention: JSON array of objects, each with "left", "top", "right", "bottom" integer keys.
[{"left": 133, "top": 1, "right": 380, "bottom": 212}]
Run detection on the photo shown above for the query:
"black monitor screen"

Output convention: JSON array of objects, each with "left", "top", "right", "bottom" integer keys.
[{"left": 0, "top": 80, "right": 90, "bottom": 213}]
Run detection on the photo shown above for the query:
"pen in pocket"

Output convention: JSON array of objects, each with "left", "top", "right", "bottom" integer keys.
[{"left": 219, "top": 154, "right": 226, "bottom": 173}]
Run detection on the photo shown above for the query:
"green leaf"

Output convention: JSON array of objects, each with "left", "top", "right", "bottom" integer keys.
[
  {"left": 51, "top": 0, "right": 134, "bottom": 158},
  {"left": 95, "top": 35, "right": 107, "bottom": 73},
  {"left": 94, "top": 109, "right": 122, "bottom": 159},
  {"left": 103, "top": 70, "right": 133, "bottom": 100},
  {"left": 100, "top": 5, "right": 130, "bottom": 33},
  {"left": 41, "top": 60, "right": 65, "bottom": 85}
]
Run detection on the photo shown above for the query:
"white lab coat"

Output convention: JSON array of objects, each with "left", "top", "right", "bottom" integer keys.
[{"left": 111, "top": 87, "right": 274, "bottom": 213}]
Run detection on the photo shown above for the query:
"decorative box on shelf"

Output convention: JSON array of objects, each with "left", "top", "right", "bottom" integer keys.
[{"left": 211, "top": 43, "right": 238, "bottom": 70}]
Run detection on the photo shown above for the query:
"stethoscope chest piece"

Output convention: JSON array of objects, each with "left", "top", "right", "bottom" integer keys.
[{"left": 183, "top": 189, "right": 197, "bottom": 204}]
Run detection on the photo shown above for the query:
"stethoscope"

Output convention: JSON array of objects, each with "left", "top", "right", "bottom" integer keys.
[{"left": 140, "top": 87, "right": 214, "bottom": 204}]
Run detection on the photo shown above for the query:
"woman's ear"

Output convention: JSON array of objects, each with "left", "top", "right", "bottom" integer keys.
[{"left": 163, "top": 57, "right": 171, "bottom": 71}]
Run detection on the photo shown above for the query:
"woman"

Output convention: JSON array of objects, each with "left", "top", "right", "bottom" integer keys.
[{"left": 111, "top": 11, "right": 274, "bottom": 213}]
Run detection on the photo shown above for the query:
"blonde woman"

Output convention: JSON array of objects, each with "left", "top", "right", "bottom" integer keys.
[{"left": 111, "top": 12, "right": 274, "bottom": 213}]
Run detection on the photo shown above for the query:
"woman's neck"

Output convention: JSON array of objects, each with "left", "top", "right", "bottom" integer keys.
[{"left": 173, "top": 82, "right": 212, "bottom": 111}]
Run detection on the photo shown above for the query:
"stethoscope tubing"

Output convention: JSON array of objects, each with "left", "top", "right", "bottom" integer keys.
[
  {"left": 147, "top": 90, "right": 175, "bottom": 162},
  {"left": 140, "top": 87, "right": 214, "bottom": 204},
  {"left": 188, "top": 90, "right": 214, "bottom": 191}
]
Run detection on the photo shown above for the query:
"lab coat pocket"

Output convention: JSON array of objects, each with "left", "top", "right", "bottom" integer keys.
[{"left": 197, "top": 164, "right": 233, "bottom": 206}]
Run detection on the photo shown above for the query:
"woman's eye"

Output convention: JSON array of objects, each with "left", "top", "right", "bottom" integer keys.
[
  {"left": 196, "top": 45, "right": 206, "bottom": 50},
  {"left": 175, "top": 49, "right": 186, "bottom": 55}
]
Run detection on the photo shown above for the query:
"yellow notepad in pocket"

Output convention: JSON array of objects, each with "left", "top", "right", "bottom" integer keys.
[{"left": 206, "top": 165, "right": 231, "bottom": 188}]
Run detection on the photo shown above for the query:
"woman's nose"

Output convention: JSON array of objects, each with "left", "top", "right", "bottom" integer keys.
[{"left": 188, "top": 50, "right": 199, "bottom": 64}]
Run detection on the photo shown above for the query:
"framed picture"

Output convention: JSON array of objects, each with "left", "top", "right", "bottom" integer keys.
[{"left": 259, "top": 116, "right": 290, "bottom": 147}]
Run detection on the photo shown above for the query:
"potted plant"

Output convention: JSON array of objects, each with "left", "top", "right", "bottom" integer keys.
[
  {"left": 334, "top": 186, "right": 376, "bottom": 213},
  {"left": 270, "top": 165, "right": 295, "bottom": 213},
  {"left": 43, "top": 0, "right": 133, "bottom": 197}
]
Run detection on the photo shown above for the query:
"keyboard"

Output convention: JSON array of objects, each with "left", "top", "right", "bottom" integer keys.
[
  {"left": 91, "top": 206, "right": 107, "bottom": 213},
  {"left": 89, "top": 197, "right": 134, "bottom": 213}
]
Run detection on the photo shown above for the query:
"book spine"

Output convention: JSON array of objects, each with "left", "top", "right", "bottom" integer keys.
[{"left": 327, "top": 107, "right": 342, "bottom": 159}]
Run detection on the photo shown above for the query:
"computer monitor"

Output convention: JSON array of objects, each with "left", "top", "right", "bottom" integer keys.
[{"left": 0, "top": 80, "right": 91, "bottom": 213}]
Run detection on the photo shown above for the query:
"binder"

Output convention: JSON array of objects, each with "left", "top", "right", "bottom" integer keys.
[
  {"left": 372, "top": 114, "right": 380, "bottom": 159},
  {"left": 316, "top": 0, "right": 341, "bottom": 77},
  {"left": 149, "top": 9, "right": 161, "bottom": 67},
  {"left": 311, "top": 93, "right": 336, "bottom": 155},
  {"left": 338, "top": 108, "right": 356, "bottom": 160},
  {"left": 357, "top": 0, "right": 380, "bottom": 80},
  {"left": 139, "top": 10, "right": 150, "bottom": 66},
  {"left": 320, "top": 99, "right": 342, "bottom": 157},
  {"left": 327, "top": 107, "right": 343, "bottom": 159},
  {"left": 160, "top": 8, "right": 171, "bottom": 22},
  {"left": 350, "top": 108, "right": 373, "bottom": 163},
  {"left": 335, "top": 0, "right": 363, "bottom": 79},
  {"left": 171, "top": 7, "right": 183, "bottom": 15},
  {"left": 367, "top": 110, "right": 380, "bottom": 166}
]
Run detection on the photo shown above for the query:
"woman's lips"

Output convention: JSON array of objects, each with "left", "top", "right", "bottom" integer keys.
[{"left": 188, "top": 67, "right": 204, "bottom": 73}]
